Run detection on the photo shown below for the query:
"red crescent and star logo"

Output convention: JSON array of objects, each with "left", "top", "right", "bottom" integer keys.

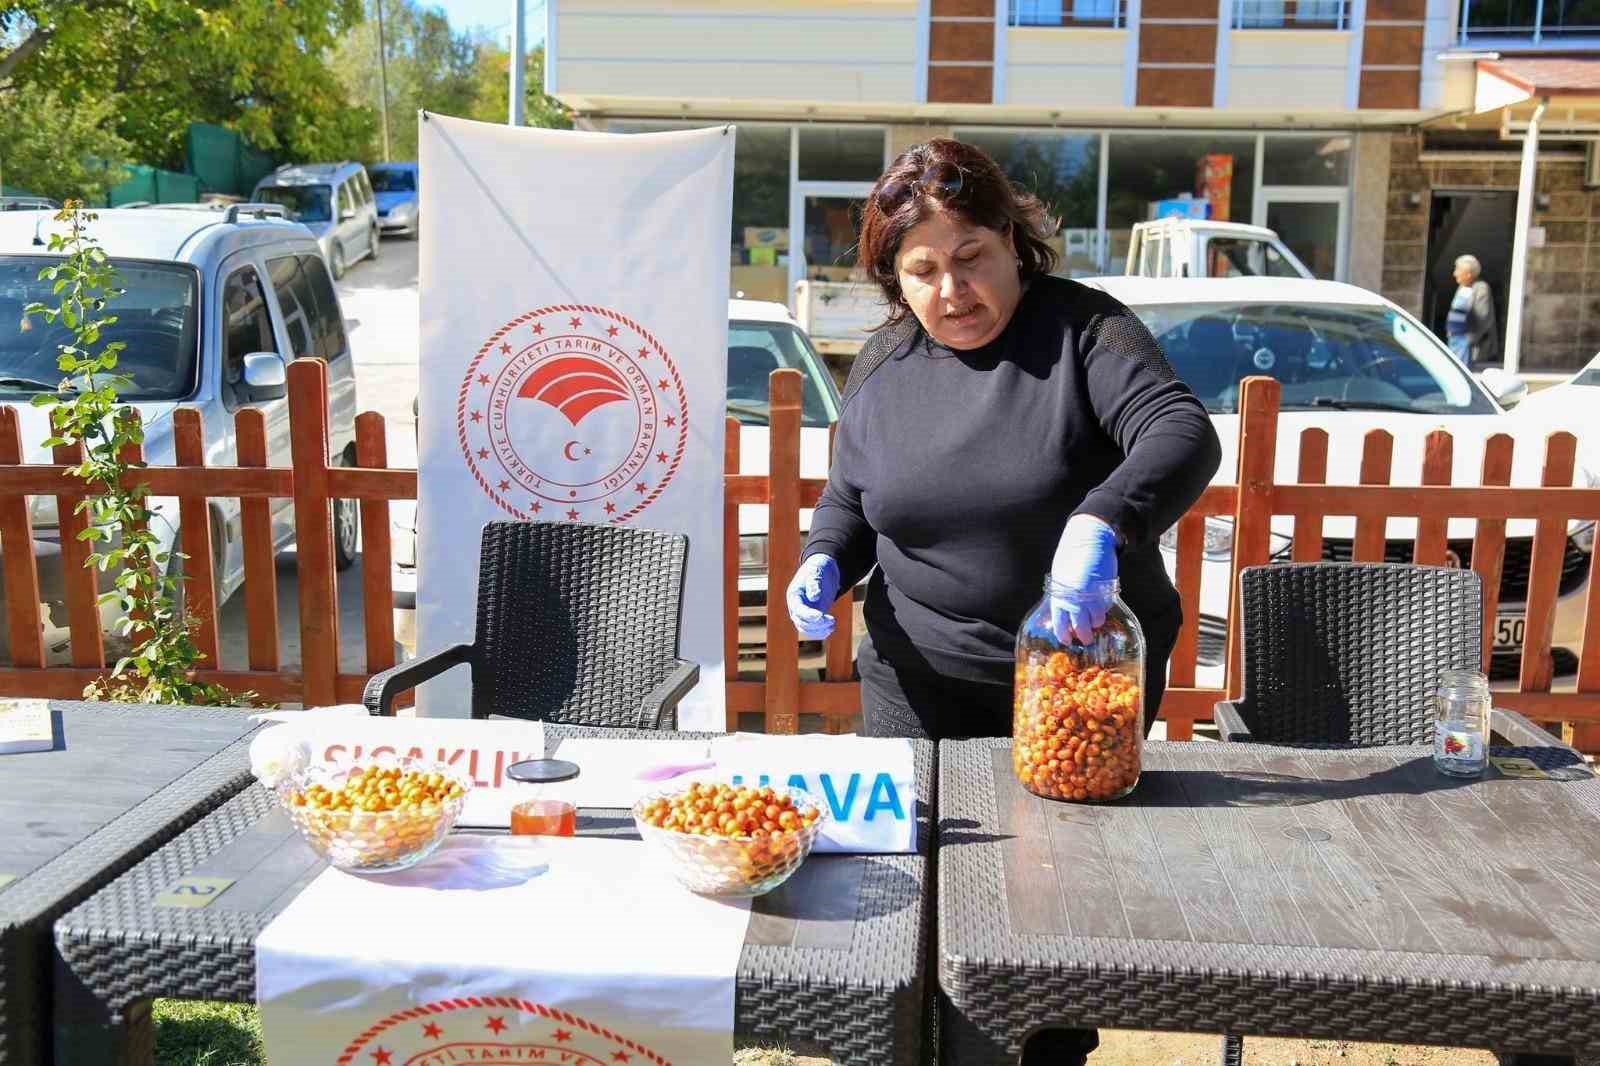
[
  {"left": 457, "top": 305, "right": 688, "bottom": 523},
  {"left": 336, "top": 997, "right": 671, "bottom": 1066}
]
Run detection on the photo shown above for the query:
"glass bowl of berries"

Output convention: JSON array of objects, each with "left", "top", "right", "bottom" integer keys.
[
  {"left": 632, "top": 781, "right": 828, "bottom": 897},
  {"left": 277, "top": 758, "right": 471, "bottom": 874}
]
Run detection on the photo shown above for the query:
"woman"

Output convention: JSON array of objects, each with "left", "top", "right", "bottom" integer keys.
[{"left": 784, "top": 139, "right": 1220, "bottom": 1064}]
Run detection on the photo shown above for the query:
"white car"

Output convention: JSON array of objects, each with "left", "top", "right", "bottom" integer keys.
[
  {"left": 1086, "top": 275, "right": 1595, "bottom": 689},
  {"left": 1503, "top": 351, "right": 1600, "bottom": 472},
  {"left": 390, "top": 299, "right": 848, "bottom": 672}
]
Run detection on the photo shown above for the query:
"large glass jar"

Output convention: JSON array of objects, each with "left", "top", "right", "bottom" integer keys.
[{"left": 1013, "top": 576, "right": 1145, "bottom": 802}]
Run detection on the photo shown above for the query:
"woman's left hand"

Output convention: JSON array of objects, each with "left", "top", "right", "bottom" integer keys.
[{"left": 1050, "top": 514, "right": 1118, "bottom": 645}]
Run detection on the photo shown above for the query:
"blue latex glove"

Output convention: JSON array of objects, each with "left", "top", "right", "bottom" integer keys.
[
  {"left": 1050, "top": 515, "right": 1119, "bottom": 645},
  {"left": 786, "top": 553, "right": 840, "bottom": 640}
]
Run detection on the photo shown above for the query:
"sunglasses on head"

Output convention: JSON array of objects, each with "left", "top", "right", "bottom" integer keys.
[{"left": 875, "top": 159, "right": 964, "bottom": 211}]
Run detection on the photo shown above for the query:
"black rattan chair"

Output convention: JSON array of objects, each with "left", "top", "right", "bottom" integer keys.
[
  {"left": 1213, "top": 562, "right": 1566, "bottom": 1066},
  {"left": 1213, "top": 562, "right": 1556, "bottom": 747},
  {"left": 363, "top": 521, "right": 699, "bottom": 728}
]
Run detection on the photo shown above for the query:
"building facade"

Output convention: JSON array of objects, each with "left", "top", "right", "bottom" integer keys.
[{"left": 546, "top": 0, "right": 1600, "bottom": 371}]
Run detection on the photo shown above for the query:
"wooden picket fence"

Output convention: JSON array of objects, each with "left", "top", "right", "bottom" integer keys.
[{"left": 2, "top": 362, "right": 1599, "bottom": 747}]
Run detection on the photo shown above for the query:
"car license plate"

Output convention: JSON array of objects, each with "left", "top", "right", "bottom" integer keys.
[{"left": 1494, "top": 614, "right": 1526, "bottom": 650}]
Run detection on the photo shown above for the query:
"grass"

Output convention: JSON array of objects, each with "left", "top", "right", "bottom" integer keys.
[{"left": 152, "top": 1000, "right": 262, "bottom": 1066}]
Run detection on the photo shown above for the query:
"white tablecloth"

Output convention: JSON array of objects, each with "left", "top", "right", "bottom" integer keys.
[{"left": 257, "top": 835, "right": 750, "bottom": 1065}]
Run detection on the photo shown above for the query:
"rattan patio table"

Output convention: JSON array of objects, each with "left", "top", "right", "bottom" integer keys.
[
  {"left": 53, "top": 725, "right": 935, "bottom": 1066},
  {"left": 0, "top": 701, "right": 260, "bottom": 1066},
  {"left": 938, "top": 737, "right": 1600, "bottom": 1064}
]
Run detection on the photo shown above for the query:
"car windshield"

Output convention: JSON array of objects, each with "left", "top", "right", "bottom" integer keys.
[
  {"left": 1570, "top": 354, "right": 1600, "bottom": 387},
  {"left": 727, "top": 321, "right": 839, "bottom": 427},
  {"left": 256, "top": 185, "right": 333, "bottom": 224},
  {"left": 0, "top": 256, "right": 200, "bottom": 400},
  {"left": 370, "top": 169, "right": 416, "bottom": 193},
  {"left": 1130, "top": 300, "right": 1498, "bottom": 415}
]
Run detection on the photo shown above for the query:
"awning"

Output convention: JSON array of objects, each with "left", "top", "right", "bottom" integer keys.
[{"left": 1476, "top": 54, "right": 1600, "bottom": 116}]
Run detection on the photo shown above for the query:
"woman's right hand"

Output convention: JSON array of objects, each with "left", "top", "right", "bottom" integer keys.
[{"left": 785, "top": 554, "right": 840, "bottom": 639}]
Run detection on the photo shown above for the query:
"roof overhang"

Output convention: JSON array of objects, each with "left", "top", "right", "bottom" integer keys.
[
  {"left": 1473, "top": 55, "right": 1600, "bottom": 132},
  {"left": 555, "top": 92, "right": 1434, "bottom": 130}
]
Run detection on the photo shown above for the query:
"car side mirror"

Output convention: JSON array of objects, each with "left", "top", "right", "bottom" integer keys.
[
  {"left": 241, "top": 352, "right": 288, "bottom": 402},
  {"left": 1479, "top": 366, "right": 1529, "bottom": 408}
]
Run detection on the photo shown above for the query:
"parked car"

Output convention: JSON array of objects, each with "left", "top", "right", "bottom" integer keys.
[
  {"left": 0, "top": 196, "right": 59, "bottom": 212},
  {"left": 0, "top": 204, "right": 361, "bottom": 657},
  {"left": 369, "top": 162, "right": 419, "bottom": 239},
  {"left": 388, "top": 299, "right": 856, "bottom": 673},
  {"left": 252, "top": 162, "right": 379, "bottom": 280},
  {"left": 1084, "top": 275, "right": 1591, "bottom": 687},
  {"left": 1502, "top": 350, "right": 1600, "bottom": 456},
  {"left": 1125, "top": 219, "right": 1314, "bottom": 280}
]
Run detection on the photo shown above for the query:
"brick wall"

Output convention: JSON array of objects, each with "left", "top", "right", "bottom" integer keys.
[{"left": 1381, "top": 131, "right": 1599, "bottom": 373}]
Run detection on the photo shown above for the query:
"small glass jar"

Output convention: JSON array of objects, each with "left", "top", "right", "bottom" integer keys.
[
  {"left": 1013, "top": 576, "right": 1146, "bottom": 802},
  {"left": 1434, "top": 668, "right": 1490, "bottom": 777}
]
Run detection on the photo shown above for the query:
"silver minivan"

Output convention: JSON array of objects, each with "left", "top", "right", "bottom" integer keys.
[
  {"left": 252, "top": 162, "right": 380, "bottom": 280},
  {"left": 0, "top": 205, "right": 360, "bottom": 657}
]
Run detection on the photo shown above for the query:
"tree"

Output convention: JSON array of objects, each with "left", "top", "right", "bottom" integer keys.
[
  {"left": 0, "top": 83, "right": 131, "bottom": 201},
  {"left": 334, "top": 0, "right": 479, "bottom": 161},
  {"left": 1, "top": 0, "right": 375, "bottom": 171},
  {"left": 464, "top": 43, "right": 571, "bottom": 130}
]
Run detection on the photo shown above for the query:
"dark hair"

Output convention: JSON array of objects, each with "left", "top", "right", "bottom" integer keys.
[{"left": 857, "top": 138, "right": 1059, "bottom": 322}]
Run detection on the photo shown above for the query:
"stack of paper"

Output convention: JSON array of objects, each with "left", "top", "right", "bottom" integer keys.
[{"left": 0, "top": 699, "right": 53, "bottom": 755}]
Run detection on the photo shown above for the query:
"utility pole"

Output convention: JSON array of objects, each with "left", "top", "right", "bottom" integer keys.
[
  {"left": 376, "top": 0, "right": 393, "bottom": 160},
  {"left": 509, "top": 0, "right": 526, "bottom": 126}
]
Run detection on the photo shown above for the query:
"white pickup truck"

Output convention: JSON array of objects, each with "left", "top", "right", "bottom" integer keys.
[
  {"left": 792, "top": 279, "right": 885, "bottom": 357},
  {"left": 1125, "top": 219, "right": 1313, "bottom": 280}
]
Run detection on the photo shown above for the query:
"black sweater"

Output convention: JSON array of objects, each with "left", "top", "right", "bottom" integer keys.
[{"left": 803, "top": 275, "right": 1222, "bottom": 684}]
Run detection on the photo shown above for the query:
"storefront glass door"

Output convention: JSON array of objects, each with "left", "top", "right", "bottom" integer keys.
[
  {"left": 1257, "top": 188, "right": 1347, "bottom": 280},
  {"left": 789, "top": 181, "right": 875, "bottom": 301}
]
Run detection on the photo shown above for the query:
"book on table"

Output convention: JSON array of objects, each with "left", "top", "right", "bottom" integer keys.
[{"left": 0, "top": 699, "right": 53, "bottom": 754}]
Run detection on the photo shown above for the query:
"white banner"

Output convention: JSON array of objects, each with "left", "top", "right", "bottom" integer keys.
[
  {"left": 257, "top": 836, "right": 749, "bottom": 1066},
  {"left": 711, "top": 735, "right": 918, "bottom": 854},
  {"left": 416, "top": 115, "right": 733, "bottom": 729},
  {"left": 249, "top": 716, "right": 548, "bottom": 827}
]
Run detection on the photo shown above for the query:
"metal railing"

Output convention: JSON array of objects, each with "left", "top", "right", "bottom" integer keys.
[
  {"left": 1459, "top": 0, "right": 1600, "bottom": 43},
  {"left": 1010, "top": 0, "right": 1129, "bottom": 29},
  {"left": 1232, "top": 0, "right": 1350, "bottom": 28}
]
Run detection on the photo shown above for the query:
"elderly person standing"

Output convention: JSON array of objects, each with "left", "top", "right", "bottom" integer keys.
[{"left": 1445, "top": 254, "right": 1499, "bottom": 367}]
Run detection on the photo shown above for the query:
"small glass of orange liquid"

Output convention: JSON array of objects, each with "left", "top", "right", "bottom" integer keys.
[{"left": 510, "top": 798, "right": 576, "bottom": 837}]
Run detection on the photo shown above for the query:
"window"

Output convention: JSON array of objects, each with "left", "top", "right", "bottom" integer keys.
[
  {"left": 798, "top": 127, "right": 885, "bottom": 182},
  {"left": 958, "top": 130, "right": 1103, "bottom": 274},
  {"left": 726, "top": 321, "right": 838, "bottom": 427},
  {"left": 268, "top": 254, "right": 347, "bottom": 363},
  {"left": 337, "top": 181, "right": 355, "bottom": 220},
  {"left": 299, "top": 255, "right": 349, "bottom": 360},
  {"left": 256, "top": 184, "right": 332, "bottom": 224},
  {"left": 1233, "top": 0, "right": 1346, "bottom": 26},
  {"left": 0, "top": 257, "right": 199, "bottom": 400},
  {"left": 1010, "top": 0, "right": 1125, "bottom": 27},
  {"left": 267, "top": 256, "right": 314, "bottom": 358},
  {"left": 1106, "top": 135, "right": 1256, "bottom": 268},
  {"left": 1205, "top": 237, "right": 1304, "bottom": 278},
  {"left": 355, "top": 170, "right": 374, "bottom": 205},
  {"left": 1263, "top": 136, "right": 1351, "bottom": 185},
  {"left": 221, "top": 266, "right": 276, "bottom": 409}
]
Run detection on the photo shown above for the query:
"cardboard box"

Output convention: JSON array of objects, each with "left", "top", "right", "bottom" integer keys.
[
  {"left": 744, "top": 226, "right": 789, "bottom": 251},
  {"left": 809, "top": 264, "right": 868, "bottom": 283},
  {"left": 730, "top": 265, "right": 788, "bottom": 304},
  {"left": 1149, "top": 196, "right": 1210, "bottom": 221},
  {"left": 1195, "top": 154, "right": 1233, "bottom": 223}
]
